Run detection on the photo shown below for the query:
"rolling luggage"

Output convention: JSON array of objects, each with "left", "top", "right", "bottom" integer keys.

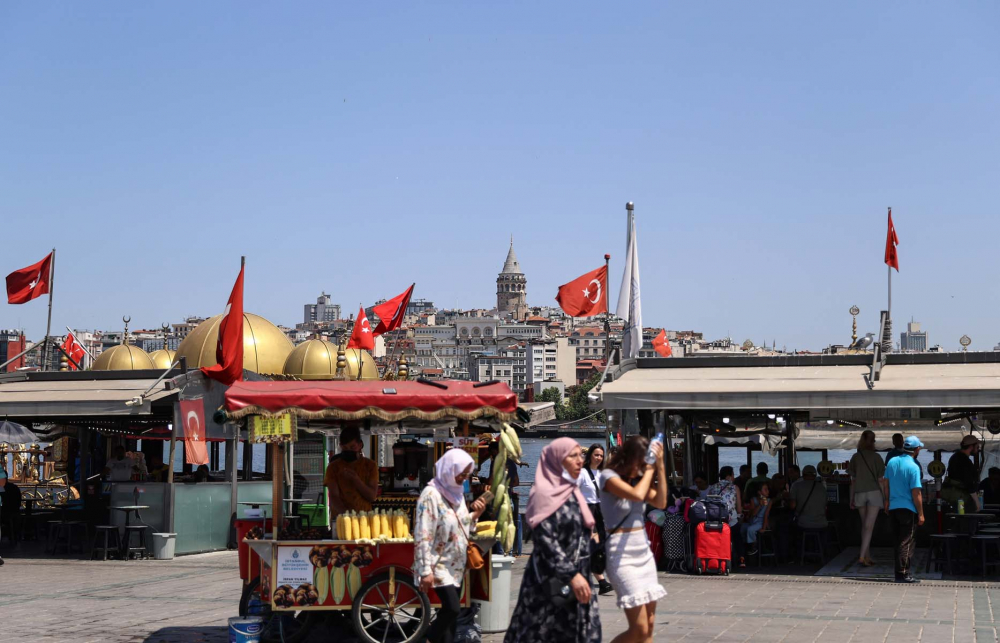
[
  {"left": 692, "top": 521, "right": 731, "bottom": 575},
  {"left": 645, "top": 520, "right": 664, "bottom": 566}
]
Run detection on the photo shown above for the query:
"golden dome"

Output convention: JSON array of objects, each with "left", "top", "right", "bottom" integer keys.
[
  {"left": 92, "top": 344, "right": 156, "bottom": 371},
  {"left": 283, "top": 339, "right": 379, "bottom": 381},
  {"left": 149, "top": 348, "right": 176, "bottom": 370},
  {"left": 174, "top": 312, "right": 293, "bottom": 375}
]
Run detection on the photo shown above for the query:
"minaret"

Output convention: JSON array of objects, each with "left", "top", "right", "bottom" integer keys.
[{"left": 496, "top": 237, "right": 527, "bottom": 319}]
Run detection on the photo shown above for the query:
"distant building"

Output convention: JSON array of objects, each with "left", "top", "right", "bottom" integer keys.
[
  {"left": 496, "top": 239, "right": 528, "bottom": 320},
  {"left": 900, "top": 321, "right": 928, "bottom": 352},
  {"left": 0, "top": 329, "right": 26, "bottom": 372},
  {"left": 173, "top": 316, "right": 206, "bottom": 339},
  {"left": 526, "top": 337, "right": 574, "bottom": 391},
  {"left": 406, "top": 299, "right": 435, "bottom": 317},
  {"left": 304, "top": 293, "right": 341, "bottom": 325}
]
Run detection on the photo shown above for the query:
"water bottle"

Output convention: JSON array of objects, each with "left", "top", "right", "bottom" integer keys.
[
  {"left": 645, "top": 433, "right": 664, "bottom": 465},
  {"left": 958, "top": 498, "right": 965, "bottom": 515}
]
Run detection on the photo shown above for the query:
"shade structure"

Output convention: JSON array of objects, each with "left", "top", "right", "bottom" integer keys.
[
  {"left": 0, "top": 419, "right": 39, "bottom": 444},
  {"left": 224, "top": 379, "right": 518, "bottom": 422}
]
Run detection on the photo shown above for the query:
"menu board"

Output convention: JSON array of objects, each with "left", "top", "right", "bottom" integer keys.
[{"left": 250, "top": 414, "right": 297, "bottom": 444}]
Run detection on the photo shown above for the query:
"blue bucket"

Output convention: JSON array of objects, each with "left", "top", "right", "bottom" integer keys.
[{"left": 229, "top": 616, "right": 265, "bottom": 643}]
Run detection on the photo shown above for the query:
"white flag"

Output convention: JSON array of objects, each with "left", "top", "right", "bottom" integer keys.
[{"left": 615, "top": 209, "right": 642, "bottom": 359}]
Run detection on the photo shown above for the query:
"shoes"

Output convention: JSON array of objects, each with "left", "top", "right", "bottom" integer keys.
[
  {"left": 0, "top": 557, "right": 4, "bottom": 566},
  {"left": 739, "top": 557, "right": 746, "bottom": 569},
  {"left": 895, "top": 576, "right": 920, "bottom": 584},
  {"left": 598, "top": 580, "right": 614, "bottom": 595},
  {"left": 747, "top": 547, "right": 758, "bottom": 557},
  {"left": 859, "top": 558, "right": 873, "bottom": 567}
]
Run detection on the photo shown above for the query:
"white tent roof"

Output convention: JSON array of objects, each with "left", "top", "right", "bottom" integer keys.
[
  {"left": 599, "top": 358, "right": 1000, "bottom": 411},
  {"left": 0, "top": 377, "right": 175, "bottom": 417}
]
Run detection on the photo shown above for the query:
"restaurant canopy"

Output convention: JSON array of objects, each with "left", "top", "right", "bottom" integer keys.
[
  {"left": 598, "top": 353, "right": 1000, "bottom": 413},
  {"left": 0, "top": 370, "right": 177, "bottom": 419},
  {"left": 224, "top": 379, "right": 518, "bottom": 422}
]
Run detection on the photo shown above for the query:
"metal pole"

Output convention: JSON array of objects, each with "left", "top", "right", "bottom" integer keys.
[
  {"left": 603, "top": 253, "right": 611, "bottom": 365},
  {"left": 41, "top": 248, "right": 56, "bottom": 370}
]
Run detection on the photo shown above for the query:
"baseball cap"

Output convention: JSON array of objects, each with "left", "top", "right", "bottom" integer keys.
[
  {"left": 961, "top": 435, "right": 981, "bottom": 448},
  {"left": 802, "top": 465, "right": 817, "bottom": 476},
  {"left": 903, "top": 436, "right": 924, "bottom": 451}
]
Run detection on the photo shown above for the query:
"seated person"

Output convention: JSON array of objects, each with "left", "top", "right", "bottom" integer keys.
[
  {"left": 146, "top": 454, "right": 169, "bottom": 482},
  {"left": 103, "top": 446, "right": 134, "bottom": 482},
  {"left": 790, "top": 465, "right": 828, "bottom": 531},
  {"left": 979, "top": 467, "right": 1000, "bottom": 506},
  {"left": 740, "top": 483, "right": 772, "bottom": 563},
  {"left": 193, "top": 465, "right": 210, "bottom": 482},
  {"left": 691, "top": 471, "right": 709, "bottom": 500},
  {"left": 744, "top": 462, "right": 771, "bottom": 500}
]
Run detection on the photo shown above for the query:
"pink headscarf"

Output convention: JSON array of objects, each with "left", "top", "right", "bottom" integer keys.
[
  {"left": 525, "top": 437, "right": 595, "bottom": 529},
  {"left": 428, "top": 448, "right": 475, "bottom": 508}
]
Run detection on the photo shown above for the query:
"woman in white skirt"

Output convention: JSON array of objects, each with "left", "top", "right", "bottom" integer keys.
[{"left": 600, "top": 435, "right": 668, "bottom": 643}]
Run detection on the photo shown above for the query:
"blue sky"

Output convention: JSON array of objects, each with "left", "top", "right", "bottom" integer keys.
[{"left": 1, "top": 2, "right": 997, "bottom": 351}]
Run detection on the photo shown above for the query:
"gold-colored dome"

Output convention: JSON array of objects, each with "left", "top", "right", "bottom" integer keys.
[
  {"left": 92, "top": 344, "right": 156, "bottom": 371},
  {"left": 283, "top": 339, "right": 379, "bottom": 381},
  {"left": 149, "top": 348, "right": 176, "bottom": 370},
  {"left": 174, "top": 312, "right": 293, "bottom": 375}
]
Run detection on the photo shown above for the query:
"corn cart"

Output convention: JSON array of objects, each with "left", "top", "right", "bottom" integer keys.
[{"left": 228, "top": 379, "right": 518, "bottom": 643}]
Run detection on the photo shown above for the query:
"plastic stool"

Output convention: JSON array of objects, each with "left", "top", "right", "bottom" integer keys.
[
  {"left": 91, "top": 526, "right": 122, "bottom": 561},
  {"left": 756, "top": 530, "right": 778, "bottom": 567},
  {"left": 800, "top": 528, "right": 825, "bottom": 565},
  {"left": 926, "top": 534, "right": 960, "bottom": 574},
  {"left": 971, "top": 535, "right": 1000, "bottom": 577},
  {"left": 123, "top": 525, "right": 151, "bottom": 560}
]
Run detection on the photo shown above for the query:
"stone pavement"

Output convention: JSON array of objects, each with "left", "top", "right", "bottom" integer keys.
[{"left": 1, "top": 549, "right": 999, "bottom": 642}]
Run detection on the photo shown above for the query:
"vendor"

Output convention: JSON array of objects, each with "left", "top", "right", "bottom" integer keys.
[
  {"left": 147, "top": 454, "right": 169, "bottom": 482},
  {"left": 479, "top": 439, "right": 519, "bottom": 491},
  {"left": 944, "top": 434, "right": 981, "bottom": 511},
  {"left": 324, "top": 426, "right": 378, "bottom": 534},
  {"left": 103, "top": 446, "right": 134, "bottom": 482}
]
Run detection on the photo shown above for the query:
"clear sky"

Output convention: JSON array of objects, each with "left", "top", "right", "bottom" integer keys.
[{"left": 2, "top": 3, "right": 998, "bottom": 351}]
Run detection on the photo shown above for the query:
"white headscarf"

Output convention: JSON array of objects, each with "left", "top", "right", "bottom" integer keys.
[{"left": 428, "top": 449, "right": 475, "bottom": 508}]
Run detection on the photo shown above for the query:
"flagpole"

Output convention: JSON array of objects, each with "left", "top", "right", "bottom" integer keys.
[
  {"left": 357, "top": 305, "right": 364, "bottom": 381},
  {"left": 603, "top": 253, "right": 611, "bottom": 365},
  {"left": 65, "top": 327, "right": 97, "bottom": 362},
  {"left": 41, "top": 248, "right": 56, "bottom": 371}
]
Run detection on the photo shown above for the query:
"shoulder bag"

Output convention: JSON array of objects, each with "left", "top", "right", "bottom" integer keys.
[{"left": 441, "top": 502, "right": 486, "bottom": 572}]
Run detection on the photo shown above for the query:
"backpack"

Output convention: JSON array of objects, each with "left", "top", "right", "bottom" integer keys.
[
  {"left": 685, "top": 500, "right": 707, "bottom": 525},
  {"left": 704, "top": 495, "right": 730, "bottom": 524}
]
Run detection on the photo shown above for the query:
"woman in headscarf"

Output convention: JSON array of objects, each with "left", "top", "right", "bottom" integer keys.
[
  {"left": 504, "top": 438, "right": 601, "bottom": 643},
  {"left": 414, "top": 448, "right": 489, "bottom": 643}
]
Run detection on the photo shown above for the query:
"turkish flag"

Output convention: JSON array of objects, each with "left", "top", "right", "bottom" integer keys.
[
  {"left": 652, "top": 329, "right": 673, "bottom": 357},
  {"left": 884, "top": 208, "right": 899, "bottom": 271},
  {"left": 555, "top": 265, "right": 608, "bottom": 317},
  {"left": 348, "top": 306, "right": 375, "bottom": 350},
  {"left": 371, "top": 284, "right": 414, "bottom": 336},
  {"left": 6, "top": 252, "right": 52, "bottom": 304},
  {"left": 179, "top": 398, "right": 209, "bottom": 466},
  {"left": 201, "top": 264, "right": 244, "bottom": 386},
  {"left": 60, "top": 332, "right": 86, "bottom": 370}
]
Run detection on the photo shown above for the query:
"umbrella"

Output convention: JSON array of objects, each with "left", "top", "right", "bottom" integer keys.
[{"left": 0, "top": 420, "right": 39, "bottom": 444}]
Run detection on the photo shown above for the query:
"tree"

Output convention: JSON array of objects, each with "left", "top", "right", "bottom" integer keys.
[
  {"left": 561, "top": 372, "right": 606, "bottom": 423},
  {"left": 538, "top": 387, "right": 567, "bottom": 420}
]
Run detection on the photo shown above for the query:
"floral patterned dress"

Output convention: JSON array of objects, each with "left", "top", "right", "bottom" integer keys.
[
  {"left": 414, "top": 485, "right": 474, "bottom": 588},
  {"left": 504, "top": 495, "right": 601, "bottom": 643}
]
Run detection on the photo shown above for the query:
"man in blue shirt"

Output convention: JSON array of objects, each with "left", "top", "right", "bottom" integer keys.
[{"left": 883, "top": 436, "right": 925, "bottom": 583}]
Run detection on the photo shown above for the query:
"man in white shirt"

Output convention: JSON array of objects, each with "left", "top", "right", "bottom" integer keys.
[{"left": 103, "top": 446, "right": 134, "bottom": 482}]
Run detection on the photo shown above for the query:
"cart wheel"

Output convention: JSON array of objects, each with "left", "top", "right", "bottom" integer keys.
[
  {"left": 261, "top": 611, "right": 319, "bottom": 643},
  {"left": 351, "top": 571, "right": 431, "bottom": 643},
  {"left": 239, "top": 577, "right": 260, "bottom": 618}
]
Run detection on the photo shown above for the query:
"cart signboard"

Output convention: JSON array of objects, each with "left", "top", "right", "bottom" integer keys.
[
  {"left": 449, "top": 436, "right": 479, "bottom": 459},
  {"left": 249, "top": 413, "right": 297, "bottom": 443},
  {"left": 276, "top": 546, "right": 313, "bottom": 586}
]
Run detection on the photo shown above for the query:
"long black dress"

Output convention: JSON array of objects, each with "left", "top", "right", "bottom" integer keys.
[{"left": 503, "top": 495, "right": 601, "bottom": 643}]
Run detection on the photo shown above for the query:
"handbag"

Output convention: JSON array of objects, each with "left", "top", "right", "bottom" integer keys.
[
  {"left": 466, "top": 542, "right": 485, "bottom": 570},
  {"left": 591, "top": 513, "right": 629, "bottom": 576}
]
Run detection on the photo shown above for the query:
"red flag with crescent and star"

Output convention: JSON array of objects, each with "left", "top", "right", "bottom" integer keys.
[
  {"left": 179, "top": 398, "right": 209, "bottom": 466},
  {"left": 348, "top": 306, "right": 375, "bottom": 350},
  {"left": 555, "top": 265, "right": 608, "bottom": 317},
  {"left": 371, "top": 283, "right": 414, "bottom": 336},
  {"left": 201, "top": 263, "right": 245, "bottom": 386},
  {"left": 884, "top": 207, "right": 899, "bottom": 271},
  {"left": 6, "top": 252, "right": 52, "bottom": 304},
  {"left": 652, "top": 329, "right": 673, "bottom": 357},
  {"left": 60, "top": 332, "right": 86, "bottom": 370}
]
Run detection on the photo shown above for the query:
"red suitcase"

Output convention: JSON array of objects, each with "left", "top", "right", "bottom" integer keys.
[
  {"left": 644, "top": 520, "right": 664, "bottom": 565},
  {"left": 693, "top": 521, "right": 731, "bottom": 575}
]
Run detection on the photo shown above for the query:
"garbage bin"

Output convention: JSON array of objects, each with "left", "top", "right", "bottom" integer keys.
[
  {"left": 152, "top": 533, "right": 177, "bottom": 560},
  {"left": 476, "top": 555, "right": 514, "bottom": 633}
]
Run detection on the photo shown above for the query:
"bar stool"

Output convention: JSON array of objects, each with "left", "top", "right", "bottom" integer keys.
[
  {"left": 926, "top": 533, "right": 961, "bottom": 574},
  {"left": 800, "top": 528, "right": 825, "bottom": 564},
  {"left": 970, "top": 535, "right": 1000, "bottom": 577},
  {"left": 123, "top": 525, "right": 151, "bottom": 560},
  {"left": 49, "top": 521, "right": 87, "bottom": 554},
  {"left": 755, "top": 530, "right": 778, "bottom": 567},
  {"left": 91, "top": 526, "right": 123, "bottom": 560}
]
